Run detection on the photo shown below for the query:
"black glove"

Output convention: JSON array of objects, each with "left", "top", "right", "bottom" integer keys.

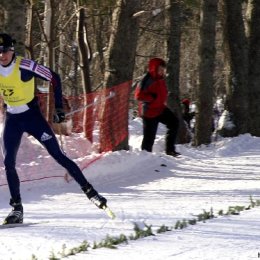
[
  {"left": 53, "top": 108, "right": 65, "bottom": 123},
  {"left": 150, "top": 93, "right": 157, "bottom": 99}
]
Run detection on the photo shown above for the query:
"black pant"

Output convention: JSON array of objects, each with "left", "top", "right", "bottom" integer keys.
[
  {"left": 3, "top": 106, "right": 89, "bottom": 202},
  {"left": 141, "top": 107, "right": 179, "bottom": 153}
]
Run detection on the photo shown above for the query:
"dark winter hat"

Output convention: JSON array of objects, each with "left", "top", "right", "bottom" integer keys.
[
  {"left": 0, "top": 33, "right": 15, "bottom": 52},
  {"left": 148, "top": 58, "right": 166, "bottom": 79},
  {"left": 182, "top": 98, "right": 190, "bottom": 106}
]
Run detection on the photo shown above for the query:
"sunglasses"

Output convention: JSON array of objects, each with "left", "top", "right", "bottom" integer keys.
[{"left": 0, "top": 47, "right": 14, "bottom": 54}]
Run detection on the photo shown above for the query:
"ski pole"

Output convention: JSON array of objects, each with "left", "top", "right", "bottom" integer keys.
[{"left": 65, "top": 91, "right": 115, "bottom": 117}]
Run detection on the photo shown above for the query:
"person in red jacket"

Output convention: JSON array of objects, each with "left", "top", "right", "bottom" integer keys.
[{"left": 135, "top": 58, "right": 180, "bottom": 156}]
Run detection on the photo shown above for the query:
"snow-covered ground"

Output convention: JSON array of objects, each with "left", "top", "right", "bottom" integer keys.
[{"left": 1, "top": 118, "right": 260, "bottom": 260}]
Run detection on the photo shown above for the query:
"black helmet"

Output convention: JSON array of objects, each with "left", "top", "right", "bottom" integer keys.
[{"left": 0, "top": 33, "right": 15, "bottom": 52}]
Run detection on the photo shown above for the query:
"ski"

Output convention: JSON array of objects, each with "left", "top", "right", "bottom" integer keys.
[
  {"left": 0, "top": 207, "right": 115, "bottom": 228},
  {"left": 102, "top": 205, "right": 116, "bottom": 219},
  {"left": 0, "top": 222, "right": 46, "bottom": 229},
  {"left": 160, "top": 154, "right": 181, "bottom": 159}
]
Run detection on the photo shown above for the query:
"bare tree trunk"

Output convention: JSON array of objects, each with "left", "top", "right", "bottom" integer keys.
[
  {"left": 103, "top": 0, "right": 140, "bottom": 87},
  {"left": 248, "top": 0, "right": 260, "bottom": 136},
  {"left": 43, "top": 0, "right": 55, "bottom": 123},
  {"left": 25, "top": 0, "right": 34, "bottom": 59},
  {"left": 166, "top": 0, "right": 191, "bottom": 144},
  {"left": 57, "top": 1, "right": 67, "bottom": 81},
  {"left": 245, "top": 0, "right": 253, "bottom": 38},
  {"left": 76, "top": 7, "right": 94, "bottom": 142},
  {"left": 100, "top": 0, "right": 140, "bottom": 152},
  {"left": 0, "top": 7, "right": 5, "bottom": 30},
  {"left": 77, "top": 8, "right": 92, "bottom": 94},
  {"left": 1, "top": 0, "right": 26, "bottom": 55},
  {"left": 194, "top": 0, "right": 218, "bottom": 146},
  {"left": 91, "top": 3, "right": 106, "bottom": 76},
  {"left": 218, "top": 0, "right": 249, "bottom": 137}
]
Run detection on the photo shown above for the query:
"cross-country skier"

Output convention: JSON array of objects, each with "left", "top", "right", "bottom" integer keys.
[{"left": 0, "top": 33, "right": 107, "bottom": 225}]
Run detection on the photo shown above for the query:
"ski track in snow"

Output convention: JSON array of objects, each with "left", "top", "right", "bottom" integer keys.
[{"left": 0, "top": 121, "right": 260, "bottom": 259}]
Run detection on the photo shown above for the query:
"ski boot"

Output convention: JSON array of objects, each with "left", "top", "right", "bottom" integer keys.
[
  {"left": 3, "top": 199, "right": 23, "bottom": 225},
  {"left": 82, "top": 184, "right": 107, "bottom": 209}
]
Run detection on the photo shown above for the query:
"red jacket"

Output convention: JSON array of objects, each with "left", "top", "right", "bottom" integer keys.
[{"left": 135, "top": 58, "right": 168, "bottom": 118}]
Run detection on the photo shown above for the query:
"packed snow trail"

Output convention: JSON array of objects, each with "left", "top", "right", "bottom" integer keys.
[{"left": 1, "top": 133, "right": 260, "bottom": 259}]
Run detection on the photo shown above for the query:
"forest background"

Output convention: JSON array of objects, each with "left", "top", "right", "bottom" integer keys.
[{"left": 0, "top": 0, "right": 259, "bottom": 150}]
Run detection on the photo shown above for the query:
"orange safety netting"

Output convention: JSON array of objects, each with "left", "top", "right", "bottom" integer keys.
[{"left": 0, "top": 81, "right": 131, "bottom": 186}]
